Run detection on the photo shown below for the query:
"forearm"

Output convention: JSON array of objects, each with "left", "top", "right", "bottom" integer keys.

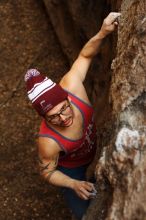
[
  {"left": 39, "top": 155, "right": 74, "bottom": 189},
  {"left": 43, "top": 169, "right": 96, "bottom": 200},
  {"left": 80, "top": 12, "right": 121, "bottom": 59},
  {"left": 43, "top": 169, "right": 74, "bottom": 189},
  {"left": 80, "top": 31, "right": 106, "bottom": 59}
]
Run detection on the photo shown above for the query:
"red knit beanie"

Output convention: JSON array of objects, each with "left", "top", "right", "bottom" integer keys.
[{"left": 24, "top": 69, "right": 68, "bottom": 116}]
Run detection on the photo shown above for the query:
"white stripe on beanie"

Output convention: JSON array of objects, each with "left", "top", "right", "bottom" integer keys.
[
  {"left": 28, "top": 77, "right": 48, "bottom": 95},
  {"left": 31, "top": 84, "right": 56, "bottom": 103},
  {"left": 28, "top": 78, "right": 56, "bottom": 103}
]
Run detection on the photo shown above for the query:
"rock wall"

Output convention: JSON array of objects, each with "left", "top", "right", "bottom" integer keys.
[{"left": 84, "top": 1, "right": 146, "bottom": 220}]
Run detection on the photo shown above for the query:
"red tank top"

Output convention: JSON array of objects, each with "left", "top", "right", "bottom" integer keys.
[{"left": 38, "top": 91, "right": 97, "bottom": 168}]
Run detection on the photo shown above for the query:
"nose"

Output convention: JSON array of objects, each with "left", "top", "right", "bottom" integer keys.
[{"left": 59, "top": 114, "right": 67, "bottom": 121}]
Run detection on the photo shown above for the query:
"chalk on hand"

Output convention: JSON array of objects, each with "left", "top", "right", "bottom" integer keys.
[{"left": 90, "top": 187, "right": 97, "bottom": 198}]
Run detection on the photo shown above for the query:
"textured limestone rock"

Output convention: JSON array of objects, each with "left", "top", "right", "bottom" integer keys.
[{"left": 84, "top": 1, "right": 146, "bottom": 220}]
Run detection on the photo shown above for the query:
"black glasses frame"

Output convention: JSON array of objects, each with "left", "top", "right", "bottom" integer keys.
[{"left": 46, "top": 101, "right": 71, "bottom": 122}]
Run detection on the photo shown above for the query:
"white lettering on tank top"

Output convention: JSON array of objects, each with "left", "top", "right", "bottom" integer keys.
[{"left": 70, "top": 119, "right": 96, "bottom": 158}]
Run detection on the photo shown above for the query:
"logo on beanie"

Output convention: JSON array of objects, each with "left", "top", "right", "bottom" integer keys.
[
  {"left": 40, "top": 100, "right": 46, "bottom": 108},
  {"left": 40, "top": 100, "right": 53, "bottom": 113},
  {"left": 24, "top": 69, "right": 40, "bottom": 82}
]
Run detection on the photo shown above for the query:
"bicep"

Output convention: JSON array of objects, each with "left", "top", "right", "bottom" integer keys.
[
  {"left": 38, "top": 154, "right": 59, "bottom": 180},
  {"left": 62, "top": 55, "right": 91, "bottom": 83},
  {"left": 37, "top": 137, "right": 60, "bottom": 180},
  {"left": 71, "top": 55, "right": 91, "bottom": 82}
]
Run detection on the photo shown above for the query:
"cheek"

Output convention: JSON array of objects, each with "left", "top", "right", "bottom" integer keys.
[
  {"left": 70, "top": 110, "right": 74, "bottom": 117},
  {"left": 52, "top": 121, "right": 60, "bottom": 125}
]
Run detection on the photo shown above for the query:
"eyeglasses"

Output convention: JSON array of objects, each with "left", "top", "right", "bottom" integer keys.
[{"left": 46, "top": 101, "right": 72, "bottom": 123}]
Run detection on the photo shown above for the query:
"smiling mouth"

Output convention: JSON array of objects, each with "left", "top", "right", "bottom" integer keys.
[
  {"left": 63, "top": 117, "right": 72, "bottom": 126},
  {"left": 64, "top": 119, "right": 70, "bottom": 125}
]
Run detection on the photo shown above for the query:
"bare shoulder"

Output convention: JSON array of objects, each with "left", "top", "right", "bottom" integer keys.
[{"left": 37, "top": 136, "right": 61, "bottom": 159}]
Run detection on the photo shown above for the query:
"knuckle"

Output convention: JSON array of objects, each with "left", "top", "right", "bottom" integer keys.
[
  {"left": 82, "top": 181, "right": 86, "bottom": 186},
  {"left": 79, "top": 186, "right": 83, "bottom": 191},
  {"left": 104, "top": 20, "right": 108, "bottom": 25}
]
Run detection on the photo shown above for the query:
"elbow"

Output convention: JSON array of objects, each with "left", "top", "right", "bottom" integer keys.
[{"left": 40, "top": 170, "right": 57, "bottom": 183}]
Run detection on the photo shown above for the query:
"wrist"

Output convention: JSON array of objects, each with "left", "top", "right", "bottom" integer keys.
[
  {"left": 67, "top": 178, "right": 76, "bottom": 189},
  {"left": 96, "top": 30, "right": 107, "bottom": 39}
]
